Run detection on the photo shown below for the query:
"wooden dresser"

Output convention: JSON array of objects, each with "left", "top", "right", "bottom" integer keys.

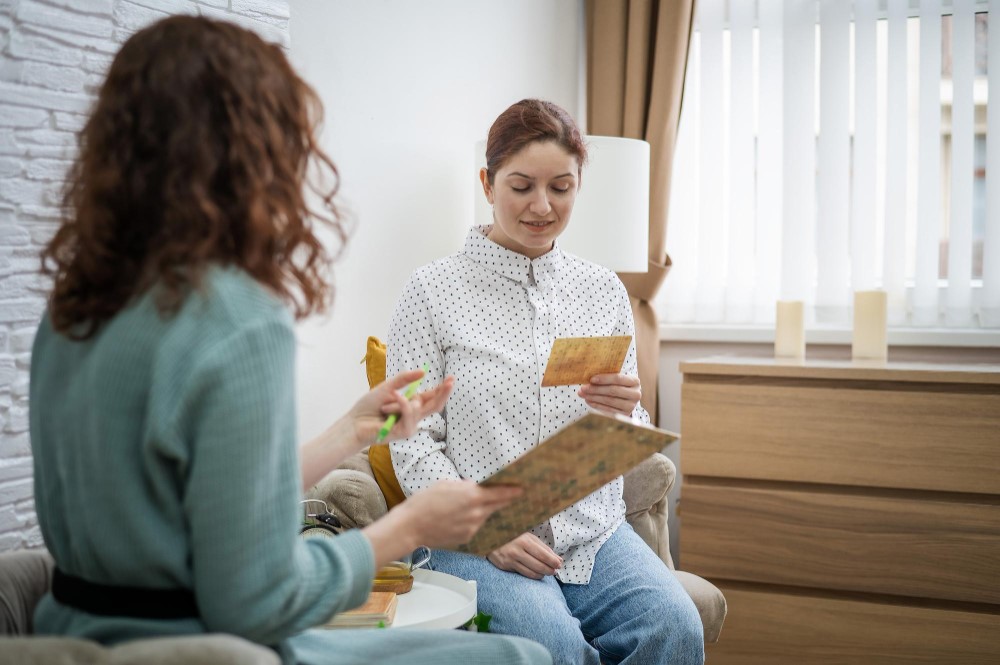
[{"left": 679, "top": 357, "right": 1000, "bottom": 664}]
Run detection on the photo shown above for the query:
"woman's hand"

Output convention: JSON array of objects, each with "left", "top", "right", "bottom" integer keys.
[
  {"left": 364, "top": 480, "right": 522, "bottom": 568},
  {"left": 577, "top": 373, "right": 641, "bottom": 416},
  {"left": 348, "top": 369, "right": 455, "bottom": 449},
  {"left": 299, "top": 370, "right": 453, "bottom": 491},
  {"left": 487, "top": 532, "right": 562, "bottom": 580}
]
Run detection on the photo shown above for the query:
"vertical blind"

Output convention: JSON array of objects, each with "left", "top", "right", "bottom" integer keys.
[{"left": 660, "top": 0, "right": 999, "bottom": 329}]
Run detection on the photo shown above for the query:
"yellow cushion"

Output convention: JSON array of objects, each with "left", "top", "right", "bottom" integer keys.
[
  {"left": 362, "top": 336, "right": 407, "bottom": 509},
  {"left": 362, "top": 336, "right": 386, "bottom": 390},
  {"left": 368, "top": 444, "right": 408, "bottom": 509}
]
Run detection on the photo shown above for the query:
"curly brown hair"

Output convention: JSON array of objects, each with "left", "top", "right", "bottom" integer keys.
[{"left": 42, "top": 15, "right": 346, "bottom": 339}]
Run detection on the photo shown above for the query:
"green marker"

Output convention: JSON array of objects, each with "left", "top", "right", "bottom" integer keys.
[{"left": 375, "top": 363, "right": 429, "bottom": 443}]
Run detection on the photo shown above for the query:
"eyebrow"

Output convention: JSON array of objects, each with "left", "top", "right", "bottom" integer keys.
[{"left": 506, "top": 172, "right": 576, "bottom": 180}]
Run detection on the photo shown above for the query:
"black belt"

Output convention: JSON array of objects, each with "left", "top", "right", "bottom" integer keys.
[{"left": 52, "top": 568, "right": 199, "bottom": 620}]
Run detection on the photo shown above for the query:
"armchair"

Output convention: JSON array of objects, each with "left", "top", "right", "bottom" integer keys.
[
  {"left": 0, "top": 550, "right": 279, "bottom": 664},
  {"left": 307, "top": 339, "right": 726, "bottom": 642}
]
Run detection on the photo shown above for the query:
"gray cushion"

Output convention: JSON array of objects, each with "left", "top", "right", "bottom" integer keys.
[
  {"left": 623, "top": 453, "right": 675, "bottom": 514},
  {"left": 0, "top": 550, "right": 53, "bottom": 636},
  {"left": 674, "top": 570, "right": 727, "bottom": 643},
  {"left": 623, "top": 453, "right": 676, "bottom": 568},
  {"left": 108, "top": 634, "right": 281, "bottom": 664},
  {"left": 0, "top": 634, "right": 282, "bottom": 665},
  {"left": 0, "top": 636, "right": 109, "bottom": 664},
  {"left": 307, "top": 467, "right": 387, "bottom": 529}
]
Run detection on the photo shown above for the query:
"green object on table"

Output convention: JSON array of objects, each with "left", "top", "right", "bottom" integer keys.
[{"left": 472, "top": 611, "right": 492, "bottom": 633}]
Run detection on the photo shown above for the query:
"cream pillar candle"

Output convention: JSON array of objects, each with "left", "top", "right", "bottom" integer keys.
[
  {"left": 852, "top": 290, "right": 888, "bottom": 361},
  {"left": 775, "top": 300, "right": 805, "bottom": 360}
]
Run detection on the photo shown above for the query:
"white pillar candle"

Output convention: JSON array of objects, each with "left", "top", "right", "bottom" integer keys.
[
  {"left": 852, "top": 290, "right": 888, "bottom": 361},
  {"left": 775, "top": 300, "right": 805, "bottom": 360}
]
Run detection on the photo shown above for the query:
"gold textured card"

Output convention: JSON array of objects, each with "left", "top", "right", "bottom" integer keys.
[
  {"left": 541, "top": 336, "right": 632, "bottom": 387},
  {"left": 455, "top": 410, "right": 678, "bottom": 556}
]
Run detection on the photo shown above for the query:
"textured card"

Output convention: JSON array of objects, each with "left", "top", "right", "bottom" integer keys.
[
  {"left": 455, "top": 410, "right": 677, "bottom": 556},
  {"left": 541, "top": 336, "right": 632, "bottom": 387}
]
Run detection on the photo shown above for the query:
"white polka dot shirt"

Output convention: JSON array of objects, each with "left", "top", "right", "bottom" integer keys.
[{"left": 386, "top": 225, "right": 650, "bottom": 585}]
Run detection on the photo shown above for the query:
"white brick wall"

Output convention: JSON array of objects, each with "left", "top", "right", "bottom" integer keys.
[{"left": 0, "top": 0, "right": 291, "bottom": 552}]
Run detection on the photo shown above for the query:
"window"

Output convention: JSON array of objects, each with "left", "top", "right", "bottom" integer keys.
[{"left": 660, "top": 0, "right": 999, "bottom": 329}]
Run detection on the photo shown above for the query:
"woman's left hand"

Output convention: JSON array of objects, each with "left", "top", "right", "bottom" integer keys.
[
  {"left": 577, "top": 373, "right": 641, "bottom": 417},
  {"left": 348, "top": 370, "right": 455, "bottom": 448},
  {"left": 300, "top": 370, "right": 455, "bottom": 492}
]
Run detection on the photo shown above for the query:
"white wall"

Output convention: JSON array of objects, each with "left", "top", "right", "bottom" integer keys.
[
  {"left": 0, "top": 0, "right": 292, "bottom": 552},
  {"left": 289, "top": 0, "right": 583, "bottom": 440}
]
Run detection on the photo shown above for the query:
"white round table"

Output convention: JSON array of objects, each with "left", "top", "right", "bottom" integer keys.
[{"left": 391, "top": 569, "right": 477, "bottom": 629}]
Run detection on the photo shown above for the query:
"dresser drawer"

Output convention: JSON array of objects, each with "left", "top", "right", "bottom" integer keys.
[
  {"left": 681, "top": 381, "right": 1000, "bottom": 494},
  {"left": 706, "top": 584, "right": 1000, "bottom": 665},
  {"left": 681, "top": 482, "right": 1000, "bottom": 604}
]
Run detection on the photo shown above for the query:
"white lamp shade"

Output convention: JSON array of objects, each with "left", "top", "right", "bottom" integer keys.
[{"left": 474, "top": 135, "right": 650, "bottom": 273}]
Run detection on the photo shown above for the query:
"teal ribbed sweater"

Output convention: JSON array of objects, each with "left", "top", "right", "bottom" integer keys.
[{"left": 29, "top": 268, "right": 375, "bottom": 662}]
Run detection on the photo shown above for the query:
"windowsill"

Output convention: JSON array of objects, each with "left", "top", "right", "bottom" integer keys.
[{"left": 659, "top": 323, "right": 1000, "bottom": 348}]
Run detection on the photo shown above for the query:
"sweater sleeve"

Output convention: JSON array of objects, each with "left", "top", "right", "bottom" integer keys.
[
  {"left": 385, "top": 271, "right": 465, "bottom": 495},
  {"left": 175, "top": 319, "right": 374, "bottom": 645}
]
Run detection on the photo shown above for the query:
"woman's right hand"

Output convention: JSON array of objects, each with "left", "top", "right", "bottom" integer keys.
[
  {"left": 395, "top": 480, "right": 522, "bottom": 550},
  {"left": 363, "top": 480, "right": 521, "bottom": 568}
]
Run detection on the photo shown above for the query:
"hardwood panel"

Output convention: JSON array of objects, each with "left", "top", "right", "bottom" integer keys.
[
  {"left": 681, "top": 382, "right": 1000, "bottom": 494},
  {"left": 680, "top": 356, "right": 1000, "bottom": 385},
  {"left": 681, "top": 483, "right": 1000, "bottom": 604},
  {"left": 705, "top": 584, "right": 1000, "bottom": 665}
]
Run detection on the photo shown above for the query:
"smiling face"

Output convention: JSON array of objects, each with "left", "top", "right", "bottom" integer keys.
[{"left": 480, "top": 140, "right": 580, "bottom": 260}]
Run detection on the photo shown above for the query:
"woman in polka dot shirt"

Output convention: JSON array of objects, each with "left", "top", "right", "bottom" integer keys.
[{"left": 386, "top": 99, "right": 703, "bottom": 665}]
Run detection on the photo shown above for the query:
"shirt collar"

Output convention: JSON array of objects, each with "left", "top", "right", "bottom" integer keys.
[{"left": 462, "top": 225, "right": 565, "bottom": 287}]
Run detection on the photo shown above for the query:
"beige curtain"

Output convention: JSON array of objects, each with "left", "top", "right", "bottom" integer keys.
[{"left": 586, "top": 0, "right": 696, "bottom": 424}]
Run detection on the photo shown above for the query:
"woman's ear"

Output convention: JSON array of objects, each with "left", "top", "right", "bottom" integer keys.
[{"left": 479, "top": 167, "right": 494, "bottom": 205}]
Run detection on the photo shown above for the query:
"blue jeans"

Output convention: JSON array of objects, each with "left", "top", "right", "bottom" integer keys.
[
  {"left": 431, "top": 522, "right": 704, "bottom": 665},
  {"left": 290, "top": 627, "right": 551, "bottom": 665}
]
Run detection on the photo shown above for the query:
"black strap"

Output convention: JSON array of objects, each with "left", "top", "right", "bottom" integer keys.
[{"left": 52, "top": 567, "right": 199, "bottom": 620}]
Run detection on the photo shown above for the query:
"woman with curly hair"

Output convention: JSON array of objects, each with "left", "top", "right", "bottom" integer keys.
[{"left": 29, "top": 15, "right": 549, "bottom": 665}]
